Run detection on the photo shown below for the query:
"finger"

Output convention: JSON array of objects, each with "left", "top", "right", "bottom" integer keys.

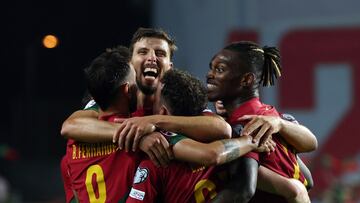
[
  {"left": 146, "top": 149, "right": 160, "bottom": 167},
  {"left": 243, "top": 119, "right": 263, "bottom": 138},
  {"left": 264, "top": 143, "right": 271, "bottom": 153},
  {"left": 269, "top": 140, "right": 276, "bottom": 151},
  {"left": 258, "top": 126, "right": 273, "bottom": 146},
  {"left": 159, "top": 137, "right": 173, "bottom": 160},
  {"left": 113, "top": 118, "right": 126, "bottom": 123},
  {"left": 151, "top": 140, "right": 168, "bottom": 167},
  {"left": 113, "top": 123, "right": 126, "bottom": 143},
  {"left": 118, "top": 124, "right": 131, "bottom": 150},
  {"left": 158, "top": 135, "right": 172, "bottom": 161},
  {"left": 263, "top": 144, "right": 270, "bottom": 153},
  {"left": 253, "top": 123, "right": 271, "bottom": 143},
  {"left": 241, "top": 118, "right": 259, "bottom": 136},
  {"left": 132, "top": 129, "right": 144, "bottom": 152},
  {"left": 155, "top": 141, "right": 169, "bottom": 166},
  {"left": 125, "top": 127, "right": 137, "bottom": 152}
]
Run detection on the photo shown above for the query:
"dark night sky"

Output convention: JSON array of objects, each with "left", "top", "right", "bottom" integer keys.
[{"left": 0, "top": 1, "right": 151, "bottom": 200}]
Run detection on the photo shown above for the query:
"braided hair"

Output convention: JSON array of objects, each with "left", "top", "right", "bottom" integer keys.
[{"left": 224, "top": 41, "right": 282, "bottom": 87}]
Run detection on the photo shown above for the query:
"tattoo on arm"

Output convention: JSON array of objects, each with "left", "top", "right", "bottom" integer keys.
[{"left": 220, "top": 140, "right": 240, "bottom": 163}]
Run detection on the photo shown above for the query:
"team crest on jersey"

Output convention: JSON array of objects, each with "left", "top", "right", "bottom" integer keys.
[{"left": 134, "top": 167, "right": 149, "bottom": 184}]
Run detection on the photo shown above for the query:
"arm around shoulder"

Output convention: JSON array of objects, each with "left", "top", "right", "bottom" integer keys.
[
  {"left": 152, "top": 114, "right": 232, "bottom": 142},
  {"left": 61, "top": 109, "right": 117, "bottom": 142},
  {"left": 279, "top": 119, "right": 318, "bottom": 153},
  {"left": 172, "top": 135, "right": 256, "bottom": 166}
]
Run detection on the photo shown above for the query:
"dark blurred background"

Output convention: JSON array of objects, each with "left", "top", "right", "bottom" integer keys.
[
  {"left": 0, "top": 0, "right": 151, "bottom": 202},
  {"left": 1, "top": 0, "right": 360, "bottom": 202}
]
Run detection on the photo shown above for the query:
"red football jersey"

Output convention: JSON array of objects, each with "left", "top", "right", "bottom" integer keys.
[
  {"left": 227, "top": 97, "right": 307, "bottom": 186},
  {"left": 66, "top": 114, "right": 142, "bottom": 203},
  {"left": 126, "top": 158, "right": 230, "bottom": 203},
  {"left": 60, "top": 155, "right": 75, "bottom": 203}
]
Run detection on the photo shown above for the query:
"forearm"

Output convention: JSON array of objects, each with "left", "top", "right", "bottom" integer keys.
[
  {"left": 61, "top": 110, "right": 117, "bottom": 142},
  {"left": 257, "top": 166, "right": 308, "bottom": 200},
  {"left": 279, "top": 119, "right": 317, "bottom": 152},
  {"left": 214, "top": 136, "right": 256, "bottom": 165},
  {"left": 151, "top": 115, "right": 232, "bottom": 142},
  {"left": 173, "top": 136, "right": 255, "bottom": 166}
]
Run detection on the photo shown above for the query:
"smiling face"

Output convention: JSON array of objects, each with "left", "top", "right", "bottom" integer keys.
[
  {"left": 206, "top": 49, "right": 245, "bottom": 102},
  {"left": 130, "top": 37, "right": 173, "bottom": 95}
]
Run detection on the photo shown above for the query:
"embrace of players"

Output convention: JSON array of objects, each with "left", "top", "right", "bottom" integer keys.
[{"left": 60, "top": 27, "right": 317, "bottom": 203}]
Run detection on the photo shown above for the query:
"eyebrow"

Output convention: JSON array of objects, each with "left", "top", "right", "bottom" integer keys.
[{"left": 137, "top": 47, "right": 148, "bottom": 51}]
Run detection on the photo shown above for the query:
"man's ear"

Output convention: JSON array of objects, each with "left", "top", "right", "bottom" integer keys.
[
  {"left": 159, "top": 105, "right": 169, "bottom": 115},
  {"left": 241, "top": 72, "right": 256, "bottom": 87},
  {"left": 122, "top": 83, "right": 129, "bottom": 94},
  {"left": 169, "top": 62, "right": 173, "bottom": 69}
]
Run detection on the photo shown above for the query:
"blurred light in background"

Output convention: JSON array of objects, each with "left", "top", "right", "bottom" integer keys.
[{"left": 42, "top": 34, "right": 59, "bottom": 48}]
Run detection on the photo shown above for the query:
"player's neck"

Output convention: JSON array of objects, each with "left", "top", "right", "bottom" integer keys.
[
  {"left": 137, "top": 91, "right": 155, "bottom": 109},
  {"left": 223, "top": 91, "right": 259, "bottom": 116},
  {"left": 99, "top": 97, "right": 131, "bottom": 118}
]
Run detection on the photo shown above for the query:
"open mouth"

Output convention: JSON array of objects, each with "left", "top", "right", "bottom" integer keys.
[
  {"left": 206, "top": 80, "right": 217, "bottom": 90},
  {"left": 207, "top": 83, "right": 217, "bottom": 90},
  {"left": 143, "top": 67, "right": 159, "bottom": 80}
]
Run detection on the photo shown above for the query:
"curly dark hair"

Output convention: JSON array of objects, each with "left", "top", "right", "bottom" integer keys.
[
  {"left": 160, "top": 69, "right": 207, "bottom": 116},
  {"left": 84, "top": 45, "right": 131, "bottom": 110}
]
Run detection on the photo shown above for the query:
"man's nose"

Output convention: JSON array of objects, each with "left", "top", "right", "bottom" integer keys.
[
  {"left": 146, "top": 51, "right": 156, "bottom": 63},
  {"left": 207, "top": 69, "right": 214, "bottom": 79}
]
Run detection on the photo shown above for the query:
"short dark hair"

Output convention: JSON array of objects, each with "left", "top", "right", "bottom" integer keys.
[
  {"left": 84, "top": 46, "right": 131, "bottom": 111},
  {"left": 129, "top": 27, "right": 177, "bottom": 59},
  {"left": 160, "top": 69, "right": 207, "bottom": 116},
  {"left": 224, "top": 41, "right": 282, "bottom": 87}
]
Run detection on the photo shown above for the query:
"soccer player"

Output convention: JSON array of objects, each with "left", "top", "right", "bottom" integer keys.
[
  {"left": 63, "top": 46, "right": 142, "bottom": 202},
  {"left": 61, "top": 28, "right": 232, "bottom": 161},
  {"left": 126, "top": 69, "right": 271, "bottom": 203},
  {"left": 207, "top": 41, "right": 317, "bottom": 202}
]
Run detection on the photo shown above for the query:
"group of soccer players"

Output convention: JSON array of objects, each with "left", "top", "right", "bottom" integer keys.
[{"left": 60, "top": 27, "right": 318, "bottom": 202}]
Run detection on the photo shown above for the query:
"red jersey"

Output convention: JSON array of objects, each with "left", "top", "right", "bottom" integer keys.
[
  {"left": 60, "top": 155, "right": 75, "bottom": 203},
  {"left": 66, "top": 114, "right": 142, "bottom": 203},
  {"left": 126, "top": 158, "right": 230, "bottom": 203},
  {"left": 227, "top": 97, "right": 307, "bottom": 186}
]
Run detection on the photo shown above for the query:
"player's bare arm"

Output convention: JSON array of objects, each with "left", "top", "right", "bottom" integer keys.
[
  {"left": 257, "top": 166, "right": 310, "bottom": 203},
  {"left": 172, "top": 135, "right": 257, "bottom": 166},
  {"left": 113, "top": 114, "right": 232, "bottom": 152},
  {"left": 61, "top": 109, "right": 118, "bottom": 142},
  {"left": 239, "top": 115, "right": 317, "bottom": 153}
]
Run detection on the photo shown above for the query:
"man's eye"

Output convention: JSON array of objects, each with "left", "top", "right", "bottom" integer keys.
[
  {"left": 215, "top": 67, "right": 224, "bottom": 72},
  {"left": 138, "top": 50, "right": 147, "bottom": 55},
  {"left": 156, "top": 51, "right": 166, "bottom": 57}
]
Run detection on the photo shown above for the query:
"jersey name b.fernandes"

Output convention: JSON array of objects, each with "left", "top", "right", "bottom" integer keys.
[{"left": 67, "top": 114, "right": 142, "bottom": 203}]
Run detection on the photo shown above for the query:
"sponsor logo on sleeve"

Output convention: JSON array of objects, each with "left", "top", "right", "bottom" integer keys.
[
  {"left": 134, "top": 167, "right": 149, "bottom": 184},
  {"left": 129, "top": 188, "right": 145, "bottom": 201}
]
